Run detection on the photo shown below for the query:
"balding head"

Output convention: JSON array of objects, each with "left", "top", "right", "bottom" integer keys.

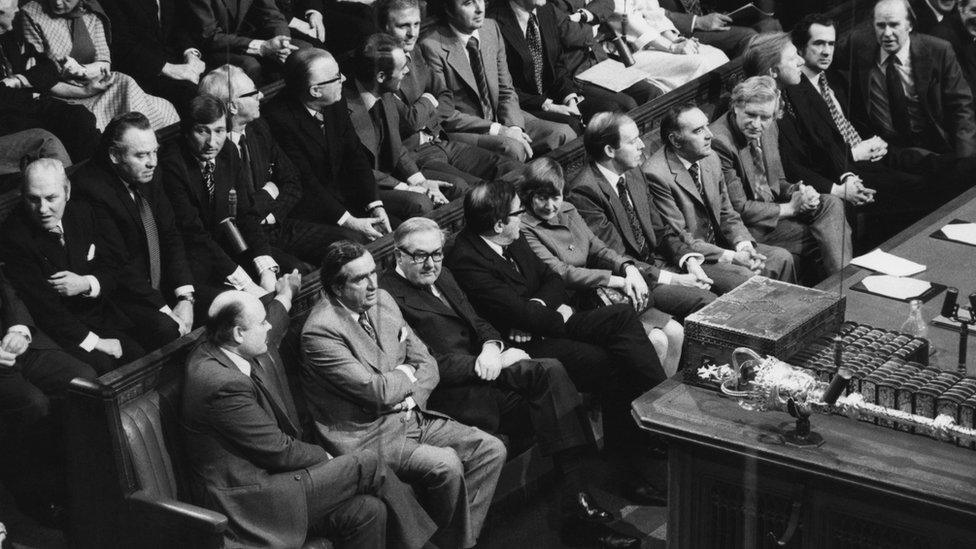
[
  {"left": 23, "top": 158, "right": 70, "bottom": 230},
  {"left": 284, "top": 48, "right": 345, "bottom": 107},
  {"left": 207, "top": 291, "right": 270, "bottom": 358},
  {"left": 874, "top": 0, "right": 914, "bottom": 54},
  {"left": 0, "top": 0, "right": 18, "bottom": 34},
  {"left": 199, "top": 65, "right": 262, "bottom": 129}
]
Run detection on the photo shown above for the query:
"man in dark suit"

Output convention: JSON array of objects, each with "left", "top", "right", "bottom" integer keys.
[
  {"left": 847, "top": 0, "right": 976, "bottom": 158},
  {"left": 910, "top": 0, "right": 956, "bottom": 34},
  {"left": 446, "top": 179, "right": 670, "bottom": 507},
  {"left": 377, "top": 0, "right": 524, "bottom": 184},
  {"left": 0, "top": 0, "right": 99, "bottom": 162},
  {"left": 161, "top": 94, "right": 285, "bottom": 300},
  {"left": 932, "top": 1, "right": 976, "bottom": 94},
  {"left": 568, "top": 112, "right": 717, "bottom": 312},
  {"left": 0, "top": 160, "right": 182, "bottom": 373},
  {"left": 199, "top": 65, "right": 358, "bottom": 264},
  {"left": 265, "top": 48, "right": 395, "bottom": 242},
  {"left": 183, "top": 275, "right": 437, "bottom": 548},
  {"left": 420, "top": 0, "right": 577, "bottom": 162},
  {"left": 71, "top": 112, "right": 198, "bottom": 329},
  {"left": 302, "top": 241, "right": 506, "bottom": 548},
  {"left": 657, "top": 0, "right": 779, "bottom": 56},
  {"left": 645, "top": 103, "right": 796, "bottom": 293},
  {"left": 100, "top": 0, "right": 204, "bottom": 113},
  {"left": 710, "top": 76, "right": 852, "bottom": 282}
]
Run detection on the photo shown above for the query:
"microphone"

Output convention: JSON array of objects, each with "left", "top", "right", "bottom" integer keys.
[
  {"left": 822, "top": 367, "right": 852, "bottom": 406},
  {"left": 941, "top": 287, "right": 959, "bottom": 318},
  {"left": 228, "top": 188, "right": 238, "bottom": 219}
]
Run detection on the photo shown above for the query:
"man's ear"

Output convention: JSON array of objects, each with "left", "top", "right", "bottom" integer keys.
[
  {"left": 232, "top": 324, "right": 245, "bottom": 345},
  {"left": 492, "top": 218, "right": 506, "bottom": 235},
  {"left": 228, "top": 100, "right": 240, "bottom": 115}
]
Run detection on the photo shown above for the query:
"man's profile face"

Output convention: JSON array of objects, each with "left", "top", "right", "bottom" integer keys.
[
  {"left": 772, "top": 43, "right": 804, "bottom": 86},
  {"left": 671, "top": 108, "right": 713, "bottom": 161},
  {"left": 111, "top": 128, "right": 159, "bottom": 184},
  {"left": 188, "top": 117, "right": 228, "bottom": 161},
  {"left": 396, "top": 229, "right": 444, "bottom": 287},
  {"left": 236, "top": 296, "right": 271, "bottom": 358},
  {"left": 335, "top": 253, "right": 378, "bottom": 313},
  {"left": 25, "top": 171, "right": 69, "bottom": 231},
  {"left": 802, "top": 23, "right": 836, "bottom": 72},
  {"left": 380, "top": 49, "right": 410, "bottom": 93},
  {"left": 733, "top": 99, "right": 778, "bottom": 141},
  {"left": 874, "top": 0, "right": 912, "bottom": 54},
  {"left": 612, "top": 120, "right": 645, "bottom": 171},
  {"left": 308, "top": 56, "right": 345, "bottom": 107},
  {"left": 232, "top": 73, "right": 263, "bottom": 124},
  {"left": 447, "top": 0, "right": 485, "bottom": 34},
  {"left": 495, "top": 195, "right": 522, "bottom": 244},
  {"left": 384, "top": 7, "right": 422, "bottom": 52}
]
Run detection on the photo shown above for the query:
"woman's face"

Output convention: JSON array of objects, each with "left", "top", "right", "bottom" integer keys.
[
  {"left": 49, "top": 0, "right": 81, "bottom": 15},
  {"left": 530, "top": 191, "right": 563, "bottom": 222}
]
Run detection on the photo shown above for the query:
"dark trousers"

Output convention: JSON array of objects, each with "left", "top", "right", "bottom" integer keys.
[
  {"left": 0, "top": 99, "right": 100, "bottom": 162},
  {"left": 577, "top": 79, "right": 663, "bottom": 121},
  {"left": 116, "top": 298, "right": 183, "bottom": 352},
  {"left": 266, "top": 218, "right": 368, "bottom": 264},
  {"left": 304, "top": 450, "right": 437, "bottom": 549},
  {"left": 137, "top": 73, "right": 199, "bottom": 117},
  {"left": 413, "top": 140, "right": 523, "bottom": 189},
  {"left": 64, "top": 328, "right": 145, "bottom": 375},
  {"left": 646, "top": 279, "right": 716, "bottom": 320},
  {"left": 0, "top": 348, "right": 95, "bottom": 425}
]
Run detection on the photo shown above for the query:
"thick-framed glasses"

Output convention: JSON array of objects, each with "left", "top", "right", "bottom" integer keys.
[
  {"left": 312, "top": 74, "right": 343, "bottom": 87},
  {"left": 397, "top": 247, "right": 444, "bottom": 264},
  {"left": 239, "top": 89, "right": 261, "bottom": 98},
  {"left": 508, "top": 208, "right": 526, "bottom": 217}
]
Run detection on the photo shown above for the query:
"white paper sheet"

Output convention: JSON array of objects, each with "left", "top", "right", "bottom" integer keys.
[
  {"left": 289, "top": 17, "right": 315, "bottom": 38},
  {"left": 941, "top": 223, "right": 976, "bottom": 246},
  {"left": 850, "top": 249, "right": 926, "bottom": 277},
  {"left": 861, "top": 275, "right": 931, "bottom": 300},
  {"left": 575, "top": 60, "right": 648, "bottom": 93}
]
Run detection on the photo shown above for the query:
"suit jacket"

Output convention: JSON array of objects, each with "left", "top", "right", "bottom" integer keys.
[
  {"left": 709, "top": 111, "right": 797, "bottom": 233},
  {"left": 160, "top": 139, "right": 271, "bottom": 280},
  {"left": 847, "top": 30, "right": 976, "bottom": 157},
  {"left": 644, "top": 147, "right": 753, "bottom": 261},
  {"left": 72, "top": 158, "right": 194, "bottom": 308},
  {"left": 549, "top": 0, "right": 615, "bottom": 23},
  {"left": 264, "top": 95, "right": 379, "bottom": 224},
  {"left": 446, "top": 229, "right": 569, "bottom": 338},
  {"left": 182, "top": 300, "right": 321, "bottom": 548},
  {"left": 236, "top": 117, "right": 304, "bottom": 223},
  {"left": 187, "top": 0, "right": 289, "bottom": 54},
  {"left": 344, "top": 80, "right": 421, "bottom": 188},
  {"left": 0, "top": 268, "right": 60, "bottom": 352},
  {"left": 932, "top": 11, "right": 976, "bottom": 99},
  {"left": 300, "top": 289, "right": 442, "bottom": 458},
  {"left": 419, "top": 19, "right": 526, "bottom": 133},
  {"left": 658, "top": 0, "right": 776, "bottom": 34},
  {"left": 567, "top": 162, "right": 696, "bottom": 280},
  {"left": 910, "top": 0, "right": 942, "bottom": 35},
  {"left": 0, "top": 30, "right": 60, "bottom": 109},
  {"left": 101, "top": 0, "right": 197, "bottom": 83},
  {"left": 395, "top": 49, "right": 455, "bottom": 149},
  {"left": 0, "top": 201, "right": 132, "bottom": 350}
]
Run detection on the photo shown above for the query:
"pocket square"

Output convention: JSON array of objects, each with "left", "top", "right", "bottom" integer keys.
[
  {"left": 87, "top": 243, "right": 96, "bottom": 261},
  {"left": 398, "top": 326, "right": 409, "bottom": 342}
]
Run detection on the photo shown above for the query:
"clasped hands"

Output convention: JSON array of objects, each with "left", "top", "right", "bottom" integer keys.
[
  {"left": 474, "top": 341, "right": 530, "bottom": 381},
  {"left": 731, "top": 242, "right": 767, "bottom": 274},
  {"left": 851, "top": 135, "right": 888, "bottom": 163},
  {"left": 259, "top": 36, "right": 300, "bottom": 63},
  {"left": 0, "top": 330, "right": 29, "bottom": 368}
]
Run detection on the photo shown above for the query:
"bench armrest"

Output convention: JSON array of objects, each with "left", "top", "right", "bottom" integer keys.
[{"left": 127, "top": 489, "right": 227, "bottom": 547}]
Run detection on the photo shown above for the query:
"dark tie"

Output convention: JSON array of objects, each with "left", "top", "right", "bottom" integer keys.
[
  {"left": 687, "top": 162, "right": 717, "bottom": 244},
  {"left": 688, "top": 161, "right": 704, "bottom": 197},
  {"left": 250, "top": 358, "right": 299, "bottom": 438},
  {"left": 427, "top": 285, "right": 451, "bottom": 308},
  {"left": 466, "top": 36, "right": 495, "bottom": 122},
  {"left": 49, "top": 225, "right": 65, "bottom": 247},
  {"left": 129, "top": 183, "right": 162, "bottom": 289},
  {"left": 885, "top": 55, "right": 911, "bottom": 137},
  {"left": 359, "top": 313, "right": 376, "bottom": 342},
  {"left": 748, "top": 140, "right": 775, "bottom": 202},
  {"left": 65, "top": 8, "right": 96, "bottom": 64},
  {"left": 615, "top": 177, "right": 650, "bottom": 261},
  {"left": 526, "top": 14, "right": 545, "bottom": 95},
  {"left": 313, "top": 110, "right": 326, "bottom": 131},
  {"left": 202, "top": 160, "right": 216, "bottom": 202},
  {"left": 501, "top": 246, "right": 521, "bottom": 273},
  {"left": 370, "top": 100, "right": 388, "bottom": 150},
  {"left": 237, "top": 134, "right": 255, "bottom": 193},
  {"left": 817, "top": 74, "right": 861, "bottom": 147}
]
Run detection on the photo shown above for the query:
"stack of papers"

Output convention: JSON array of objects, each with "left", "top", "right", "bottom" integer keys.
[
  {"left": 861, "top": 275, "right": 932, "bottom": 300},
  {"left": 851, "top": 249, "right": 926, "bottom": 277},
  {"left": 575, "top": 60, "right": 648, "bottom": 93},
  {"left": 940, "top": 222, "right": 976, "bottom": 246}
]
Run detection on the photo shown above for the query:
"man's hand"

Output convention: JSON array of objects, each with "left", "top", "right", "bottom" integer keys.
[
  {"left": 622, "top": 264, "right": 649, "bottom": 311},
  {"left": 833, "top": 176, "right": 876, "bottom": 206},
  {"left": 94, "top": 338, "right": 123, "bottom": 358},
  {"left": 695, "top": 12, "right": 733, "bottom": 32},
  {"left": 47, "top": 271, "right": 91, "bottom": 297},
  {"left": 499, "top": 126, "right": 533, "bottom": 159},
  {"left": 474, "top": 347, "right": 503, "bottom": 381},
  {"left": 684, "top": 258, "right": 714, "bottom": 289},
  {"left": 0, "top": 348, "right": 17, "bottom": 368},
  {"left": 1, "top": 331, "right": 30, "bottom": 356},
  {"left": 259, "top": 269, "right": 277, "bottom": 292},
  {"left": 372, "top": 206, "right": 393, "bottom": 234},
  {"left": 781, "top": 189, "right": 805, "bottom": 218},
  {"left": 260, "top": 36, "right": 299, "bottom": 62},
  {"left": 417, "top": 179, "right": 452, "bottom": 205},
  {"left": 276, "top": 269, "right": 302, "bottom": 301},
  {"left": 173, "top": 300, "right": 194, "bottom": 335},
  {"left": 671, "top": 272, "right": 712, "bottom": 290},
  {"left": 499, "top": 347, "right": 530, "bottom": 367},
  {"left": 851, "top": 136, "right": 888, "bottom": 162},
  {"left": 508, "top": 328, "right": 533, "bottom": 343},
  {"left": 732, "top": 245, "right": 765, "bottom": 273},
  {"left": 185, "top": 52, "right": 206, "bottom": 73},
  {"left": 161, "top": 62, "right": 201, "bottom": 84},
  {"left": 556, "top": 303, "right": 573, "bottom": 322},
  {"left": 797, "top": 183, "right": 820, "bottom": 213},
  {"left": 307, "top": 10, "right": 327, "bottom": 42},
  {"left": 59, "top": 56, "right": 86, "bottom": 80},
  {"left": 83, "top": 71, "right": 116, "bottom": 94},
  {"left": 546, "top": 102, "right": 581, "bottom": 118},
  {"left": 672, "top": 37, "right": 700, "bottom": 55},
  {"left": 342, "top": 215, "right": 386, "bottom": 241}
]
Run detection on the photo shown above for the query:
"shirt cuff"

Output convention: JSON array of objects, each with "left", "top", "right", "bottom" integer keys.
[
  {"left": 174, "top": 285, "right": 194, "bottom": 299},
  {"left": 184, "top": 48, "right": 202, "bottom": 59},
  {"left": 395, "top": 364, "right": 418, "bottom": 383},
  {"left": 262, "top": 181, "right": 280, "bottom": 199},
  {"left": 840, "top": 172, "right": 857, "bottom": 184},
  {"left": 226, "top": 265, "right": 254, "bottom": 290},
  {"left": 719, "top": 250, "right": 735, "bottom": 264},
  {"left": 421, "top": 92, "right": 438, "bottom": 108},
  {"left": 159, "top": 305, "right": 174, "bottom": 315},
  {"left": 305, "top": 9, "right": 322, "bottom": 19},
  {"left": 246, "top": 39, "right": 264, "bottom": 56},
  {"left": 690, "top": 15, "right": 698, "bottom": 32},
  {"left": 657, "top": 269, "right": 673, "bottom": 285},
  {"left": 79, "top": 332, "right": 99, "bottom": 352},
  {"left": 406, "top": 172, "right": 426, "bottom": 186},
  {"left": 7, "top": 325, "right": 31, "bottom": 342},
  {"left": 253, "top": 255, "right": 279, "bottom": 275},
  {"left": 581, "top": 9, "right": 595, "bottom": 23},
  {"left": 393, "top": 182, "right": 410, "bottom": 191},
  {"left": 678, "top": 253, "right": 704, "bottom": 269},
  {"left": 367, "top": 201, "right": 384, "bottom": 211},
  {"left": 84, "top": 275, "right": 100, "bottom": 298},
  {"left": 404, "top": 396, "right": 417, "bottom": 410},
  {"left": 529, "top": 297, "right": 547, "bottom": 307},
  {"left": 633, "top": 31, "right": 659, "bottom": 51},
  {"left": 338, "top": 211, "right": 353, "bottom": 226},
  {"left": 263, "top": 213, "right": 277, "bottom": 225},
  {"left": 489, "top": 122, "right": 502, "bottom": 136},
  {"left": 542, "top": 98, "right": 554, "bottom": 111}
]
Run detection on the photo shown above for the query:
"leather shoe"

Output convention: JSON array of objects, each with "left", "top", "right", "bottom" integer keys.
[
  {"left": 624, "top": 483, "right": 667, "bottom": 507},
  {"left": 570, "top": 490, "right": 614, "bottom": 523},
  {"left": 561, "top": 521, "right": 641, "bottom": 548}
]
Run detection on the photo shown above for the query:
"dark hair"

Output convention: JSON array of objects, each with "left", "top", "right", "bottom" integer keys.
[
  {"left": 463, "top": 179, "right": 518, "bottom": 235},
  {"left": 284, "top": 48, "right": 333, "bottom": 96},
  {"left": 320, "top": 240, "right": 369, "bottom": 293},
  {"left": 584, "top": 112, "right": 632, "bottom": 160},
  {"left": 101, "top": 111, "right": 153, "bottom": 160},
  {"left": 791, "top": 13, "right": 836, "bottom": 53},
  {"left": 206, "top": 298, "right": 247, "bottom": 346},
  {"left": 659, "top": 102, "right": 700, "bottom": 148},
  {"left": 519, "top": 158, "right": 564, "bottom": 202},
  {"left": 182, "top": 93, "right": 227, "bottom": 134},
  {"left": 375, "top": 0, "right": 420, "bottom": 28},
  {"left": 353, "top": 33, "right": 402, "bottom": 85}
]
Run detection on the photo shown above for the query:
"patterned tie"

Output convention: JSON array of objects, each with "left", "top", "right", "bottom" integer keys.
[
  {"left": 49, "top": 225, "right": 65, "bottom": 247},
  {"left": 129, "top": 183, "right": 162, "bottom": 289},
  {"left": 748, "top": 140, "right": 775, "bottom": 202},
  {"left": 616, "top": 177, "right": 650, "bottom": 261},
  {"left": 501, "top": 246, "right": 521, "bottom": 273},
  {"left": 885, "top": 55, "right": 911, "bottom": 137},
  {"left": 466, "top": 36, "right": 495, "bottom": 122},
  {"left": 817, "top": 74, "right": 862, "bottom": 147},
  {"left": 359, "top": 313, "right": 376, "bottom": 342},
  {"left": 526, "top": 14, "right": 545, "bottom": 95},
  {"left": 687, "top": 162, "right": 717, "bottom": 244},
  {"left": 237, "top": 133, "right": 255, "bottom": 192},
  {"left": 250, "top": 358, "right": 299, "bottom": 437},
  {"left": 688, "top": 161, "right": 704, "bottom": 196},
  {"left": 202, "top": 160, "right": 216, "bottom": 202}
]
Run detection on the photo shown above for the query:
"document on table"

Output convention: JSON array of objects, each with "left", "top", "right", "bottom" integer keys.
[
  {"left": 575, "top": 60, "right": 648, "bottom": 92},
  {"left": 850, "top": 249, "right": 926, "bottom": 277},
  {"left": 861, "top": 275, "right": 932, "bottom": 300},
  {"left": 940, "top": 222, "right": 976, "bottom": 246},
  {"left": 725, "top": 3, "right": 774, "bottom": 26}
]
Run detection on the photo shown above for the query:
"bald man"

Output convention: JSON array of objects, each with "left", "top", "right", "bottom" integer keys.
[{"left": 182, "top": 278, "right": 436, "bottom": 548}]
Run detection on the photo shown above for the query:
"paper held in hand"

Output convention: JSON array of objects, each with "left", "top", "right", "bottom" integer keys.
[
  {"left": 288, "top": 17, "right": 316, "bottom": 39},
  {"left": 575, "top": 59, "right": 648, "bottom": 93},
  {"left": 850, "top": 249, "right": 926, "bottom": 277},
  {"left": 725, "top": 2, "right": 775, "bottom": 26},
  {"left": 861, "top": 275, "right": 931, "bottom": 301},
  {"left": 940, "top": 222, "right": 976, "bottom": 246}
]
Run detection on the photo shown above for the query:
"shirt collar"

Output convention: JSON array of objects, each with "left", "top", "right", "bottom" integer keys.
[
  {"left": 228, "top": 129, "right": 246, "bottom": 146},
  {"left": 334, "top": 293, "right": 364, "bottom": 322},
  {"left": 220, "top": 347, "right": 252, "bottom": 377},
  {"left": 451, "top": 25, "right": 480, "bottom": 45},
  {"left": 479, "top": 235, "right": 507, "bottom": 258},
  {"left": 305, "top": 105, "right": 323, "bottom": 120},
  {"left": 800, "top": 64, "right": 824, "bottom": 84},
  {"left": 594, "top": 162, "right": 624, "bottom": 187},
  {"left": 356, "top": 80, "right": 381, "bottom": 112},
  {"left": 509, "top": 1, "right": 535, "bottom": 31},
  {"left": 879, "top": 36, "right": 912, "bottom": 67},
  {"left": 675, "top": 152, "right": 696, "bottom": 171}
]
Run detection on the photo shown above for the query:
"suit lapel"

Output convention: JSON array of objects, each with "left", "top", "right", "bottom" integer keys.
[
  {"left": 113, "top": 178, "right": 145, "bottom": 234},
  {"left": 699, "top": 158, "right": 724, "bottom": 221},
  {"left": 495, "top": 4, "right": 532, "bottom": 70},
  {"left": 467, "top": 231, "right": 525, "bottom": 284},
  {"left": 590, "top": 165, "right": 642, "bottom": 252},
  {"left": 763, "top": 124, "right": 787, "bottom": 194},
  {"left": 61, "top": 205, "right": 87, "bottom": 272},
  {"left": 291, "top": 99, "right": 329, "bottom": 158},
  {"left": 624, "top": 170, "right": 657, "bottom": 246},
  {"left": 909, "top": 39, "right": 933, "bottom": 116},
  {"left": 444, "top": 33, "right": 481, "bottom": 98},
  {"left": 345, "top": 84, "right": 380, "bottom": 157},
  {"left": 666, "top": 148, "right": 706, "bottom": 206}
]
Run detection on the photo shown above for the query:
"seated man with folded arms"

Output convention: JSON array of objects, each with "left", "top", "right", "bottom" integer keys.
[
  {"left": 420, "top": 0, "right": 577, "bottom": 162},
  {"left": 1, "top": 159, "right": 182, "bottom": 373},
  {"left": 709, "top": 75, "right": 852, "bottom": 283},
  {"left": 184, "top": 274, "right": 437, "bottom": 548},
  {"left": 645, "top": 103, "right": 796, "bottom": 293},
  {"left": 302, "top": 241, "right": 506, "bottom": 549}
]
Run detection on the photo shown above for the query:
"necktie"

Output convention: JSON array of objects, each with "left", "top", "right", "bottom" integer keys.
[
  {"left": 129, "top": 183, "right": 162, "bottom": 289},
  {"left": 250, "top": 359, "right": 299, "bottom": 437},
  {"left": 616, "top": 177, "right": 650, "bottom": 261},
  {"left": 817, "top": 74, "right": 862, "bottom": 147},
  {"left": 359, "top": 314, "right": 376, "bottom": 342},
  {"left": 526, "top": 14, "right": 545, "bottom": 95},
  {"left": 501, "top": 246, "right": 521, "bottom": 273},
  {"left": 748, "top": 140, "right": 775, "bottom": 202},
  {"left": 237, "top": 133, "right": 254, "bottom": 193},
  {"left": 688, "top": 161, "right": 704, "bottom": 197},
  {"left": 688, "top": 162, "right": 717, "bottom": 244},
  {"left": 49, "top": 225, "right": 65, "bottom": 247},
  {"left": 64, "top": 7, "right": 96, "bottom": 65},
  {"left": 202, "top": 160, "right": 216, "bottom": 202},
  {"left": 313, "top": 110, "right": 326, "bottom": 131},
  {"left": 885, "top": 55, "right": 911, "bottom": 137},
  {"left": 427, "top": 285, "right": 451, "bottom": 308},
  {"left": 466, "top": 36, "right": 495, "bottom": 122}
]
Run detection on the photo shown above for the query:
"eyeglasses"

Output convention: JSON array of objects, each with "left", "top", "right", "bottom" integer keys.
[
  {"left": 312, "top": 74, "right": 344, "bottom": 87},
  {"left": 239, "top": 89, "right": 261, "bottom": 98},
  {"left": 397, "top": 247, "right": 444, "bottom": 264},
  {"left": 508, "top": 208, "right": 526, "bottom": 217}
]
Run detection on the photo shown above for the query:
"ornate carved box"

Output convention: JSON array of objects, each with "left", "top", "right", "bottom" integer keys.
[{"left": 682, "top": 276, "right": 846, "bottom": 386}]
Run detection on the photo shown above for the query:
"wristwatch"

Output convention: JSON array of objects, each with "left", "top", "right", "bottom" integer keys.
[{"left": 177, "top": 292, "right": 196, "bottom": 304}]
